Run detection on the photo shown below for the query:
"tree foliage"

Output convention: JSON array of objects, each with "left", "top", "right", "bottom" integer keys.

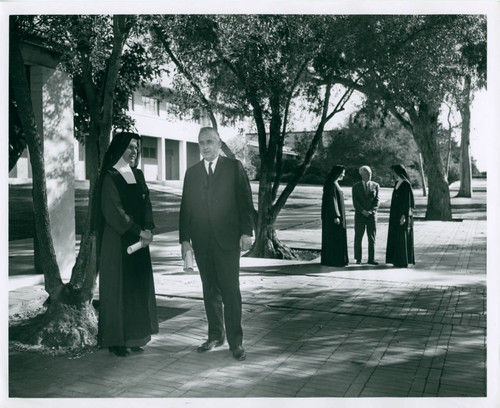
[
  {"left": 318, "top": 15, "right": 486, "bottom": 220},
  {"left": 293, "top": 106, "right": 421, "bottom": 187},
  {"left": 149, "top": 15, "right": 358, "bottom": 258}
]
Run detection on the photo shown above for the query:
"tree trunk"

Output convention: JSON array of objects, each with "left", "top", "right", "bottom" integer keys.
[
  {"left": 9, "top": 94, "right": 28, "bottom": 172},
  {"left": 67, "top": 15, "right": 133, "bottom": 304},
  {"left": 444, "top": 107, "right": 453, "bottom": 179},
  {"left": 245, "top": 99, "right": 296, "bottom": 259},
  {"left": 411, "top": 104, "right": 452, "bottom": 221},
  {"left": 9, "top": 16, "right": 132, "bottom": 354},
  {"left": 67, "top": 188, "right": 99, "bottom": 304},
  {"left": 9, "top": 25, "right": 63, "bottom": 296},
  {"left": 8, "top": 23, "right": 99, "bottom": 353},
  {"left": 247, "top": 81, "right": 339, "bottom": 258},
  {"left": 457, "top": 75, "right": 473, "bottom": 198},
  {"left": 247, "top": 167, "right": 296, "bottom": 259},
  {"left": 418, "top": 152, "right": 427, "bottom": 197}
]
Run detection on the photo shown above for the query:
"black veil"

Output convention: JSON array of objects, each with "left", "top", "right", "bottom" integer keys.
[
  {"left": 92, "top": 132, "right": 141, "bottom": 260},
  {"left": 391, "top": 164, "right": 411, "bottom": 184},
  {"left": 324, "top": 165, "right": 346, "bottom": 187}
]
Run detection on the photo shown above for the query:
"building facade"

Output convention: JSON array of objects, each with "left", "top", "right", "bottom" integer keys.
[
  {"left": 10, "top": 87, "right": 249, "bottom": 184},
  {"left": 9, "top": 36, "right": 76, "bottom": 280}
]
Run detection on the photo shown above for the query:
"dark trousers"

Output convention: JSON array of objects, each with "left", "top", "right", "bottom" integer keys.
[
  {"left": 193, "top": 240, "right": 243, "bottom": 349},
  {"left": 354, "top": 213, "right": 377, "bottom": 262}
]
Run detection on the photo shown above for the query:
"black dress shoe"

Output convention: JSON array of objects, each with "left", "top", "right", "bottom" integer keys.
[
  {"left": 356, "top": 260, "right": 362, "bottom": 264},
  {"left": 231, "top": 345, "right": 246, "bottom": 361},
  {"left": 368, "top": 260, "right": 379, "bottom": 265},
  {"left": 130, "top": 347, "right": 144, "bottom": 352},
  {"left": 197, "top": 338, "right": 225, "bottom": 352},
  {"left": 109, "top": 346, "right": 129, "bottom": 357}
]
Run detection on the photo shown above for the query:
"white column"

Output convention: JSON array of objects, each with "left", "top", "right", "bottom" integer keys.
[
  {"left": 73, "top": 139, "right": 79, "bottom": 180},
  {"left": 31, "top": 66, "right": 75, "bottom": 281},
  {"left": 157, "top": 137, "right": 166, "bottom": 181},
  {"left": 179, "top": 140, "right": 187, "bottom": 182}
]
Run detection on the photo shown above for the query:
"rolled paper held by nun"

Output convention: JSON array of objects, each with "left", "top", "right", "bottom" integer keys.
[
  {"left": 184, "top": 249, "right": 194, "bottom": 272},
  {"left": 127, "top": 241, "right": 144, "bottom": 255}
]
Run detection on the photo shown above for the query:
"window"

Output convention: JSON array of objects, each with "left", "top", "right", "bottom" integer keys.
[
  {"left": 142, "top": 146, "right": 157, "bottom": 159},
  {"left": 142, "top": 96, "right": 160, "bottom": 116},
  {"left": 193, "top": 107, "right": 210, "bottom": 126},
  {"left": 193, "top": 107, "right": 201, "bottom": 123},
  {"left": 128, "top": 94, "right": 135, "bottom": 111}
]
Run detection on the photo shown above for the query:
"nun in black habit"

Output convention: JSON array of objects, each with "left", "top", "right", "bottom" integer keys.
[
  {"left": 95, "top": 132, "right": 158, "bottom": 357},
  {"left": 321, "top": 165, "right": 349, "bottom": 267},
  {"left": 385, "top": 164, "right": 415, "bottom": 268}
]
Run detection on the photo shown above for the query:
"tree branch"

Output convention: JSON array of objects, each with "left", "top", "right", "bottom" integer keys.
[
  {"left": 99, "top": 15, "right": 133, "bottom": 155},
  {"left": 272, "top": 79, "right": 334, "bottom": 218},
  {"left": 272, "top": 59, "right": 310, "bottom": 201},
  {"left": 150, "top": 24, "right": 235, "bottom": 159}
]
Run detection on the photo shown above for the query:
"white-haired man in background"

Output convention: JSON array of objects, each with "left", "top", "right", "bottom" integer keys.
[{"left": 352, "top": 165, "right": 380, "bottom": 265}]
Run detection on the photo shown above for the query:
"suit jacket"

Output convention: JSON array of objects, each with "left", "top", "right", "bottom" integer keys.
[
  {"left": 352, "top": 180, "right": 380, "bottom": 215},
  {"left": 179, "top": 156, "right": 254, "bottom": 251}
]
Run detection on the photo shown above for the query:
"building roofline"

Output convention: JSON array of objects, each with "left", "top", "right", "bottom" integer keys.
[{"left": 19, "top": 34, "right": 64, "bottom": 69}]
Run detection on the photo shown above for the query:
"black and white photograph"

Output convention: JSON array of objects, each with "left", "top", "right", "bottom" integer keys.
[{"left": 3, "top": 1, "right": 499, "bottom": 407}]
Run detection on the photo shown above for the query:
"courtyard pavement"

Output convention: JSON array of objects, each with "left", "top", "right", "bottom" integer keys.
[{"left": 6, "top": 179, "right": 497, "bottom": 407}]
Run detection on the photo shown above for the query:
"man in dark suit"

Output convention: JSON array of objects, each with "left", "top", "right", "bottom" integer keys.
[
  {"left": 179, "top": 127, "right": 254, "bottom": 361},
  {"left": 352, "top": 165, "right": 379, "bottom": 265}
]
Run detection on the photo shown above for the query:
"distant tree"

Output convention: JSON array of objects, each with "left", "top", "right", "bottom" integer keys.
[
  {"left": 334, "top": 114, "right": 420, "bottom": 187},
  {"left": 296, "top": 106, "right": 421, "bottom": 187},
  {"left": 436, "top": 122, "right": 461, "bottom": 185},
  {"left": 453, "top": 20, "right": 486, "bottom": 197},
  {"left": 327, "top": 15, "right": 485, "bottom": 220},
  {"left": 441, "top": 102, "right": 460, "bottom": 180},
  {"left": 225, "top": 133, "right": 257, "bottom": 179}
]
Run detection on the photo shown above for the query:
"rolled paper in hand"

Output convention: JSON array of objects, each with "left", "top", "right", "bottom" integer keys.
[
  {"left": 184, "top": 249, "right": 194, "bottom": 272},
  {"left": 127, "top": 241, "right": 144, "bottom": 255}
]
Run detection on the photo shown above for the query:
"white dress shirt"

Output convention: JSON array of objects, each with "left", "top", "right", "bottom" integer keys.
[{"left": 204, "top": 155, "right": 220, "bottom": 175}]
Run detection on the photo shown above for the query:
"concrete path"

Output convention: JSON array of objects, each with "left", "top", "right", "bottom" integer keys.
[{"left": 6, "top": 179, "right": 495, "bottom": 406}]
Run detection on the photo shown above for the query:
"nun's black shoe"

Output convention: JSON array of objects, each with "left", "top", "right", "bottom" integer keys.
[{"left": 109, "top": 346, "right": 129, "bottom": 357}]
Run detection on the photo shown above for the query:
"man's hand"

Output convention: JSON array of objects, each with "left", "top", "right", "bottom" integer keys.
[
  {"left": 333, "top": 218, "right": 340, "bottom": 225},
  {"left": 140, "top": 230, "right": 153, "bottom": 247},
  {"left": 181, "top": 241, "right": 193, "bottom": 259},
  {"left": 240, "top": 235, "right": 252, "bottom": 251},
  {"left": 400, "top": 215, "right": 406, "bottom": 225},
  {"left": 362, "top": 210, "right": 370, "bottom": 217}
]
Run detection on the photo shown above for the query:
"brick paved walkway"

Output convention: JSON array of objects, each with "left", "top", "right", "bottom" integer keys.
[{"left": 7, "top": 180, "right": 493, "bottom": 405}]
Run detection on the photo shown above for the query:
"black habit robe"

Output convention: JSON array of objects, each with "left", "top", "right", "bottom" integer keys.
[
  {"left": 321, "top": 180, "right": 349, "bottom": 267},
  {"left": 385, "top": 179, "right": 415, "bottom": 268}
]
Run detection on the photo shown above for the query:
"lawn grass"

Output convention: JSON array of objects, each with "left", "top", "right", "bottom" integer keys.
[{"left": 9, "top": 184, "right": 181, "bottom": 241}]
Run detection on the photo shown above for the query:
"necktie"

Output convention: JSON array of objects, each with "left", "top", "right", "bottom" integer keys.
[
  {"left": 364, "top": 182, "right": 369, "bottom": 195},
  {"left": 208, "top": 162, "right": 214, "bottom": 177}
]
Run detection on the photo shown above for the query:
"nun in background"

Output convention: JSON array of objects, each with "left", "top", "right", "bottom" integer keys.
[
  {"left": 385, "top": 164, "right": 415, "bottom": 268},
  {"left": 321, "top": 165, "right": 349, "bottom": 267}
]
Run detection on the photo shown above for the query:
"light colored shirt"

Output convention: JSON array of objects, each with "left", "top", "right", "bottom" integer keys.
[{"left": 204, "top": 155, "right": 220, "bottom": 175}]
